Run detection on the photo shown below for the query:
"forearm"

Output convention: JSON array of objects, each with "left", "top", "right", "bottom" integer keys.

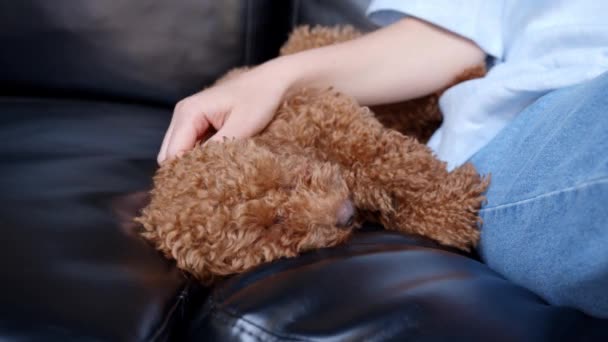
[
  {"left": 272, "top": 18, "right": 485, "bottom": 105},
  {"left": 157, "top": 17, "right": 486, "bottom": 162}
]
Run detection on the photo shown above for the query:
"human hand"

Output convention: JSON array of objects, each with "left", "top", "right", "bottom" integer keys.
[{"left": 157, "top": 61, "right": 292, "bottom": 164}]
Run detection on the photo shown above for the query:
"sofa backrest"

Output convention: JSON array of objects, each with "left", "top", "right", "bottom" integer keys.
[
  {"left": 0, "top": 0, "right": 372, "bottom": 106},
  {"left": 0, "top": 0, "right": 245, "bottom": 105}
]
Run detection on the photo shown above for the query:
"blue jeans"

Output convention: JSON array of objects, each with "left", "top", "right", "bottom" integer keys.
[{"left": 469, "top": 71, "right": 608, "bottom": 318}]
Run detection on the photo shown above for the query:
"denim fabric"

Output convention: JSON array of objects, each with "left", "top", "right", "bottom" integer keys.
[{"left": 470, "top": 71, "right": 608, "bottom": 318}]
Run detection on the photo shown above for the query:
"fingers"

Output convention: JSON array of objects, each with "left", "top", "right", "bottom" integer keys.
[
  {"left": 156, "top": 67, "right": 282, "bottom": 163},
  {"left": 165, "top": 114, "right": 209, "bottom": 163},
  {"left": 158, "top": 98, "right": 210, "bottom": 164},
  {"left": 157, "top": 119, "right": 175, "bottom": 164},
  {"left": 208, "top": 109, "right": 259, "bottom": 142}
]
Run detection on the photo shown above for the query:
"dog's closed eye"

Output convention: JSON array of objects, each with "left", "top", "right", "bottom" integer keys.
[{"left": 273, "top": 213, "right": 286, "bottom": 225}]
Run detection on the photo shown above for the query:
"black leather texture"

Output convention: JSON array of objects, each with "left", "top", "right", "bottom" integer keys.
[
  {"left": 0, "top": 0, "right": 243, "bottom": 105},
  {"left": 188, "top": 228, "right": 608, "bottom": 341},
  {"left": 0, "top": 97, "right": 190, "bottom": 340}
]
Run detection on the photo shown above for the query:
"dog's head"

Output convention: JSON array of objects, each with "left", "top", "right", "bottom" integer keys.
[{"left": 137, "top": 139, "right": 355, "bottom": 283}]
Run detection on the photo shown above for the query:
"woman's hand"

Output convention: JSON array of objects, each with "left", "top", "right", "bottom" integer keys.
[
  {"left": 157, "top": 18, "right": 484, "bottom": 164},
  {"left": 157, "top": 61, "right": 292, "bottom": 164}
]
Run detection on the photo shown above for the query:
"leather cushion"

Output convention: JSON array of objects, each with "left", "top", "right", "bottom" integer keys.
[
  {"left": 187, "top": 228, "right": 608, "bottom": 341},
  {"left": 0, "top": 97, "right": 194, "bottom": 341},
  {"left": 0, "top": 0, "right": 243, "bottom": 105}
]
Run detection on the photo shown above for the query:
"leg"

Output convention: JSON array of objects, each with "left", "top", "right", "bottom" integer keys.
[{"left": 470, "top": 71, "right": 608, "bottom": 318}]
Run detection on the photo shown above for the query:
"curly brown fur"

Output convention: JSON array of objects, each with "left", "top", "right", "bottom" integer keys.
[
  {"left": 260, "top": 88, "right": 489, "bottom": 249},
  {"left": 137, "top": 25, "right": 489, "bottom": 284},
  {"left": 138, "top": 139, "right": 353, "bottom": 284},
  {"left": 280, "top": 25, "right": 363, "bottom": 55}
]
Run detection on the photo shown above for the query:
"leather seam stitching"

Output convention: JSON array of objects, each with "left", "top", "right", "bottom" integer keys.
[{"left": 148, "top": 281, "right": 190, "bottom": 341}]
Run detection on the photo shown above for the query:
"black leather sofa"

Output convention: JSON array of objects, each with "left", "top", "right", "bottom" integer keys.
[{"left": 1, "top": 1, "right": 606, "bottom": 341}]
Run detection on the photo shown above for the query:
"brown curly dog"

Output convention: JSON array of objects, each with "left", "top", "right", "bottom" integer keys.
[{"left": 136, "top": 26, "right": 489, "bottom": 284}]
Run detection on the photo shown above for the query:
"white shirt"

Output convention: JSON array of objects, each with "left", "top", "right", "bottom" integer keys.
[{"left": 367, "top": 0, "right": 608, "bottom": 170}]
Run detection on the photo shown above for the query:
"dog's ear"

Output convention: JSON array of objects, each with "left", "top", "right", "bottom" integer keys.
[{"left": 110, "top": 191, "right": 151, "bottom": 235}]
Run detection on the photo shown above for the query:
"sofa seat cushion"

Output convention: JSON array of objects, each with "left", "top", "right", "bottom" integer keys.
[
  {"left": 0, "top": 97, "right": 196, "bottom": 341},
  {"left": 188, "top": 228, "right": 608, "bottom": 341}
]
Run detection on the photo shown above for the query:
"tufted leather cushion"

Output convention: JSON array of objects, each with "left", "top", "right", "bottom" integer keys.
[{"left": 187, "top": 228, "right": 608, "bottom": 341}]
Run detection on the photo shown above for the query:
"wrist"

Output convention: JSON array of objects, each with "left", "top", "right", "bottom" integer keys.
[
  {"left": 277, "top": 55, "right": 305, "bottom": 95},
  {"left": 265, "top": 53, "right": 317, "bottom": 95},
  {"left": 269, "top": 45, "right": 353, "bottom": 99}
]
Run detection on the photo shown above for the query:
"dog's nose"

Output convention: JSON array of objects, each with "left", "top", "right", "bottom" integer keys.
[{"left": 336, "top": 199, "right": 355, "bottom": 228}]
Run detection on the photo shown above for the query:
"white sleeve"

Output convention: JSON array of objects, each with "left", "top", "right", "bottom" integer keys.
[{"left": 367, "top": 0, "right": 504, "bottom": 59}]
